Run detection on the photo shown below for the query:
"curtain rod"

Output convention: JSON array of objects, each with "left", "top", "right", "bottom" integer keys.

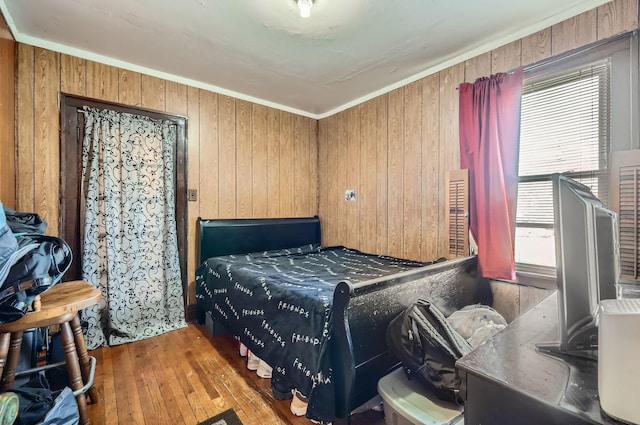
[
  {"left": 517, "top": 29, "right": 637, "bottom": 75},
  {"left": 76, "top": 106, "right": 186, "bottom": 125}
]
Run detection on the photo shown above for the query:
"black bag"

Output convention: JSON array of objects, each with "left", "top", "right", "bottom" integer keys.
[
  {"left": 8, "top": 372, "right": 79, "bottom": 425},
  {"left": 385, "top": 299, "right": 472, "bottom": 404},
  {"left": 3, "top": 206, "right": 48, "bottom": 234},
  {"left": 0, "top": 205, "right": 71, "bottom": 323},
  {"left": 0, "top": 234, "right": 72, "bottom": 324},
  {"left": 9, "top": 372, "right": 55, "bottom": 425},
  {"left": 36, "top": 387, "right": 79, "bottom": 425}
]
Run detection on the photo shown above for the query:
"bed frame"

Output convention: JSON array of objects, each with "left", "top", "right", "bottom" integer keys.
[{"left": 196, "top": 216, "right": 485, "bottom": 425}]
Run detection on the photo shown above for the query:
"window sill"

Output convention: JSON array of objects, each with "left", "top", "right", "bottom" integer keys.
[
  {"left": 514, "top": 271, "right": 556, "bottom": 290},
  {"left": 494, "top": 264, "right": 557, "bottom": 290}
]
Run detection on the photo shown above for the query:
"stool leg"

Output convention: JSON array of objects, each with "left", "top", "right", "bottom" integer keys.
[
  {"left": 71, "top": 315, "right": 98, "bottom": 404},
  {"left": 61, "top": 321, "right": 90, "bottom": 425},
  {"left": 1, "top": 331, "right": 23, "bottom": 391},
  {"left": 0, "top": 333, "right": 10, "bottom": 385}
]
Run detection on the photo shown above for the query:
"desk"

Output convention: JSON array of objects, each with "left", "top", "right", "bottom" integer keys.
[{"left": 457, "top": 293, "right": 623, "bottom": 425}]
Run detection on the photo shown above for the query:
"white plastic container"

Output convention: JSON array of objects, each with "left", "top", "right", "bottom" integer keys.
[
  {"left": 598, "top": 298, "right": 640, "bottom": 425},
  {"left": 377, "top": 368, "right": 464, "bottom": 425}
]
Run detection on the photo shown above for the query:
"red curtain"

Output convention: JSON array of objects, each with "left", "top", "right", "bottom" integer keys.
[{"left": 459, "top": 70, "right": 523, "bottom": 280}]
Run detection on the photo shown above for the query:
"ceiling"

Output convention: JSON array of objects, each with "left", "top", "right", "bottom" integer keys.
[{"left": 0, "top": 0, "right": 610, "bottom": 118}]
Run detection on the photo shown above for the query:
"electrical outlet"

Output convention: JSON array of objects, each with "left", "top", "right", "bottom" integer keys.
[
  {"left": 187, "top": 189, "right": 198, "bottom": 202},
  {"left": 345, "top": 189, "right": 356, "bottom": 201}
]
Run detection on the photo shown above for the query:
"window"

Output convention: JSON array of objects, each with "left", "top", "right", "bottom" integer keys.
[
  {"left": 514, "top": 33, "right": 639, "bottom": 281},
  {"left": 515, "top": 61, "right": 611, "bottom": 272}
]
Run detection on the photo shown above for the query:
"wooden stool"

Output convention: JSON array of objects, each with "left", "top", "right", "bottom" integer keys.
[{"left": 0, "top": 280, "right": 100, "bottom": 425}]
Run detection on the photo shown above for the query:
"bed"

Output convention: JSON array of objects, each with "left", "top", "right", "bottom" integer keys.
[{"left": 195, "top": 216, "right": 486, "bottom": 424}]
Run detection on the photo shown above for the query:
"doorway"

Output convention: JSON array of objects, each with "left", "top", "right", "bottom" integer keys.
[{"left": 59, "top": 94, "right": 188, "bottom": 316}]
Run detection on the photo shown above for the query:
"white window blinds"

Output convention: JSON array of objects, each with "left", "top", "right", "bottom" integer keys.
[{"left": 515, "top": 60, "right": 611, "bottom": 268}]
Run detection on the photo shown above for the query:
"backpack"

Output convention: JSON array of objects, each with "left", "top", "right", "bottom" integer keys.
[
  {"left": 0, "top": 234, "right": 72, "bottom": 324},
  {"left": 0, "top": 204, "right": 72, "bottom": 324},
  {"left": 385, "top": 299, "right": 472, "bottom": 404}
]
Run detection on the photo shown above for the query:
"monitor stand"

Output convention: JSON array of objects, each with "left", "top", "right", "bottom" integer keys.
[{"left": 535, "top": 303, "right": 599, "bottom": 361}]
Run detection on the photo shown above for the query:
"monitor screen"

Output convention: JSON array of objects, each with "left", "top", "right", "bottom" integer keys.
[{"left": 537, "top": 174, "right": 618, "bottom": 360}]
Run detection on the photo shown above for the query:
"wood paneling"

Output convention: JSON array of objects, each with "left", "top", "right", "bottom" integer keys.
[
  {"left": 165, "top": 81, "right": 187, "bottom": 116},
  {"left": 597, "top": 0, "right": 638, "bottom": 40},
  {"left": 119, "top": 69, "right": 141, "bottom": 107},
  {"left": 34, "top": 48, "right": 60, "bottom": 235},
  {"left": 317, "top": 116, "right": 331, "bottom": 244},
  {"left": 186, "top": 86, "right": 200, "bottom": 306},
  {"left": 521, "top": 29, "right": 552, "bottom": 65},
  {"left": 346, "top": 106, "right": 360, "bottom": 249},
  {"left": 16, "top": 44, "right": 34, "bottom": 212},
  {"left": 317, "top": 111, "right": 347, "bottom": 246},
  {"left": 387, "top": 88, "right": 404, "bottom": 258},
  {"left": 60, "top": 54, "right": 86, "bottom": 97},
  {"left": 336, "top": 111, "right": 348, "bottom": 245},
  {"left": 0, "top": 11, "right": 15, "bottom": 208},
  {"left": 293, "top": 115, "right": 310, "bottom": 217},
  {"left": 490, "top": 280, "right": 553, "bottom": 322},
  {"left": 316, "top": 118, "right": 327, "bottom": 241},
  {"left": 279, "top": 112, "right": 294, "bottom": 217},
  {"left": 218, "top": 95, "right": 236, "bottom": 219},
  {"left": 359, "top": 100, "right": 377, "bottom": 254},
  {"left": 490, "top": 280, "right": 520, "bottom": 323},
  {"left": 308, "top": 119, "right": 318, "bottom": 217},
  {"left": 438, "top": 63, "right": 465, "bottom": 258},
  {"left": 464, "top": 52, "right": 491, "bottom": 83},
  {"left": 491, "top": 39, "right": 522, "bottom": 74},
  {"left": 403, "top": 81, "right": 422, "bottom": 259},
  {"left": 267, "top": 108, "right": 280, "bottom": 218},
  {"left": 0, "top": 11, "right": 11, "bottom": 40},
  {"left": 317, "top": 0, "right": 638, "bottom": 263},
  {"left": 421, "top": 74, "right": 440, "bottom": 261},
  {"left": 375, "top": 96, "right": 388, "bottom": 255},
  {"left": 519, "top": 286, "right": 552, "bottom": 316},
  {"left": 551, "top": 10, "right": 597, "bottom": 56},
  {"left": 86, "top": 61, "right": 118, "bottom": 103},
  {"left": 236, "top": 100, "right": 252, "bottom": 218},
  {"left": 141, "top": 74, "right": 165, "bottom": 111},
  {"left": 15, "top": 46, "right": 317, "bottom": 307},
  {"left": 252, "top": 104, "right": 268, "bottom": 217},
  {"left": 198, "top": 90, "right": 219, "bottom": 220}
]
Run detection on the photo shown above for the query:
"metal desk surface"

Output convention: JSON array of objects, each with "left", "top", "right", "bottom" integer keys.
[{"left": 456, "top": 293, "right": 623, "bottom": 425}]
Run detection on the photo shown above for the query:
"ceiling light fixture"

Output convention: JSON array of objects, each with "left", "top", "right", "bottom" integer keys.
[{"left": 297, "top": 0, "right": 313, "bottom": 18}]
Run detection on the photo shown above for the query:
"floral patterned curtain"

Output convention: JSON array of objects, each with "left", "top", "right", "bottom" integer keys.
[{"left": 80, "top": 107, "right": 186, "bottom": 349}]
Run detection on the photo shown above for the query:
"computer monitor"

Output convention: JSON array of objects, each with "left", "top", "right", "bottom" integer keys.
[{"left": 537, "top": 174, "right": 618, "bottom": 360}]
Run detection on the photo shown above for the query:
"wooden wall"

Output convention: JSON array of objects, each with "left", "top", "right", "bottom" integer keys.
[
  {"left": 14, "top": 46, "right": 318, "bottom": 306},
  {"left": 0, "top": 11, "right": 15, "bottom": 209},
  {"left": 9, "top": 0, "right": 639, "bottom": 309},
  {"left": 318, "top": 0, "right": 639, "bottom": 263}
]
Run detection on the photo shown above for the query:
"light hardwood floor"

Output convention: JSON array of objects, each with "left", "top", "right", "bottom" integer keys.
[{"left": 87, "top": 323, "right": 386, "bottom": 425}]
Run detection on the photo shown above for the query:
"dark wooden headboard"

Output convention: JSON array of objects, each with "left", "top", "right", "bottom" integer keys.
[{"left": 197, "top": 216, "right": 322, "bottom": 264}]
